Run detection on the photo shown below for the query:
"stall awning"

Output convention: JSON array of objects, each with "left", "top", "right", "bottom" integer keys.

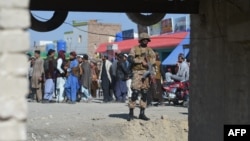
[
  {"left": 162, "top": 32, "right": 190, "bottom": 65},
  {"left": 96, "top": 32, "right": 189, "bottom": 53}
]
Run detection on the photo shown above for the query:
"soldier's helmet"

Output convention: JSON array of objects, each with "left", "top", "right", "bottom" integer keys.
[{"left": 139, "top": 32, "right": 151, "bottom": 42}]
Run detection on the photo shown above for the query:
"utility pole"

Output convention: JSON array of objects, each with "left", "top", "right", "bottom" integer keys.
[{"left": 137, "top": 24, "right": 148, "bottom": 34}]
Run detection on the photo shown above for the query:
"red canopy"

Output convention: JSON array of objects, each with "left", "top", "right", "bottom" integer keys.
[{"left": 96, "top": 32, "right": 189, "bottom": 53}]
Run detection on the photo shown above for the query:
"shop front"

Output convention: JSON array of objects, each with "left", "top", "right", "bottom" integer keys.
[{"left": 96, "top": 31, "right": 189, "bottom": 62}]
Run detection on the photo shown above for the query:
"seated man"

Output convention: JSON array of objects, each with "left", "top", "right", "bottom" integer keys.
[
  {"left": 170, "top": 53, "right": 189, "bottom": 82},
  {"left": 165, "top": 67, "right": 174, "bottom": 83}
]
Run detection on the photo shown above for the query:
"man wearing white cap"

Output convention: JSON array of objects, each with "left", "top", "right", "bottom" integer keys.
[{"left": 124, "top": 53, "right": 133, "bottom": 100}]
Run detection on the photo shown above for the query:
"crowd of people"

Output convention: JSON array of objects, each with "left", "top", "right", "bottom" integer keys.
[
  {"left": 27, "top": 32, "right": 190, "bottom": 121},
  {"left": 27, "top": 49, "right": 101, "bottom": 104}
]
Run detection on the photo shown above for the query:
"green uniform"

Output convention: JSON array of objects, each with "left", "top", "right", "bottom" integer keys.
[{"left": 128, "top": 45, "right": 156, "bottom": 108}]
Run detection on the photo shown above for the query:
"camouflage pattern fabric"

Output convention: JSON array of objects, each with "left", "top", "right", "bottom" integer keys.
[
  {"left": 128, "top": 98, "right": 147, "bottom": 109},
  {"left": 131, "top": 70, "right": 150, "bottom": 90}
]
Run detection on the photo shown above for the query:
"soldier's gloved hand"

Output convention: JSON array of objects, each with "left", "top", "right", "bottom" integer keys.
[{"left": 142, "top": 60, "right": 148, "bottom": 67}]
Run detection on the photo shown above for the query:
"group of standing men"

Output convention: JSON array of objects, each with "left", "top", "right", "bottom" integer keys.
[
  {"left": 28, "top": 49, "right": 97, "bottom": 104},
  {"left": 99, "top": 52, "right": 132, "bottom": 103}
]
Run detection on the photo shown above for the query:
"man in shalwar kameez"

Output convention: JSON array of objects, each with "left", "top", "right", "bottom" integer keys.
[{"left": 64, "top": 51, "right": 80, "bottom": 104}]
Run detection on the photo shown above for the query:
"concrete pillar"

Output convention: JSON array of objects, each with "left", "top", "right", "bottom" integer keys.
[
  {"left": 189, "top": 0, "right": 250, "bottom": 140},
  {"left": 0, "top": 0, "right": 30, "bottom": 140}
]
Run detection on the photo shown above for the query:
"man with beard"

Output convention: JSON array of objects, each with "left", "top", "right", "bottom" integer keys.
[
  {"left": 64, "top": 51, "right": 80, "bottom": 104},
  {"left": 44, "top": 49, "right": 56, "bottom": 79},
  {"left": 31, "top": 50, "right": 44, "bottom": 103},
  {"left": 127, "top": 32, "right": 156, "bottom": 121},
  {"left": 124, "top": 54, "right": 133, "bottom": 100},
  {"left": 111, "top": 53, "right": 118, "bottom": 101},
  {"left": 115, "top": 53, "right": 129, "bottom": 103},
  {"left": 98, "top": 54, "right": 113, "bottom": 103},
  {"left": 165, "top": 53, "right": 190, "bottom": 82},
  {"left": 56, "top": 50, "right": 67, "bottom": 103},
  {"left": 148, "top": 51, "right": 165, "bottom": 106},
  {"left": 77, "top": 55, "right": 83, "bottom": 101},
  {"left": 43, "top": 49, "right": 56, "bottom": 103},
  {"left": 90, "top": 60, "right": 99, "bottom": 98},
  {"left": 80, "top": 54, "right": 92, "bottom": 102}
]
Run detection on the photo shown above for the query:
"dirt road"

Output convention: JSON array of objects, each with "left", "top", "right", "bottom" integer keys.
[{"left": 27, "top": 100, "right": 188, "bottom": 141}]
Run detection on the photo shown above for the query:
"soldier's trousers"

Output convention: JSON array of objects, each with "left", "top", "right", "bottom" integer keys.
[
  {"left": 129, "top": 70, "right": 150, "bottom": 108},
  {"left": 128, "top": 89, "right": 148, "bottom": 109}
]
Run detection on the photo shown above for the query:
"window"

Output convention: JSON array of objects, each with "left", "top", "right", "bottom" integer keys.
[{"left": 78, "top": 35, "right": 82, "bottom": 43}]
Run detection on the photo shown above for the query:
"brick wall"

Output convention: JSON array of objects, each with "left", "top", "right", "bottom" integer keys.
[
  {"left": 0, "top": 0, "right": 30, "bottom": 140},
  {"left": 87, "top": 21, "right": 121, "bottom": 58}
]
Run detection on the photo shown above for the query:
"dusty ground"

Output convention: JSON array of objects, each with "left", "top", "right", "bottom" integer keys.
[{"left": 27, "top": 99, "right": 188, "bottom": 141}]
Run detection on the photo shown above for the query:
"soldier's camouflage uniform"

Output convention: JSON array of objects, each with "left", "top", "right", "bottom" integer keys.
[{"left": 128, "top": 45, "right": 156, "bottom": 109}]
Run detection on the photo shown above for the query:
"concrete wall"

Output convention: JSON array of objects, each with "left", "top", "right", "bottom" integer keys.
[
  {"left": 189, "top": 0, "right": 250, "bottom": 140},
  {"left": 71, "top": 25, "right": 88, "bottom": 54},
  {"left": 87, "top": 20, "right": 121, "bottom": 57},
  {"left": 0, "top": 0, "right": 30, "bottom": 140},
  {"left": 64, "top": 33, "right": 73, "bottom": 52}
]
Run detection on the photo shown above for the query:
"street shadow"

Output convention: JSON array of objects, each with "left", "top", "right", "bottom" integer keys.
[
  {"left": 180, "top": 112, "right": 188, "bottom": 115},
  {"left": 109, "top": 113, "right": 130, "bottom": 120}
]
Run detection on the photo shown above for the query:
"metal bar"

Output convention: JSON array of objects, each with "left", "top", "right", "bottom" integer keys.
[{"left": 29, "top": 0, "right": 199, "bottom": 13}]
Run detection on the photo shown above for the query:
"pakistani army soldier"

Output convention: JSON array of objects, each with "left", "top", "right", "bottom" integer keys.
[{"left": 127, "top": 32, "right": 156, "bottom": 121}]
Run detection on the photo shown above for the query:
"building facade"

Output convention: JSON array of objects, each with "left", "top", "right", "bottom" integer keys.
[
  {"left": 64, "top": 20, "right": 121, "bottom": 57},
  {"left": 97, "top": 14, "right": 190, "bottom": 62}
]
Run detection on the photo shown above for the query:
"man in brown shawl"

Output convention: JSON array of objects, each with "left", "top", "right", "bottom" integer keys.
[
  {"left": 80, "top": 54, "right": 92, "bottom": 102},
  {"left": 31, "top": 50, "right": 44, "bottom": 102}
]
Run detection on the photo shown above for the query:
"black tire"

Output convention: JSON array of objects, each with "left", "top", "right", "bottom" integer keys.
[
  {"left": 183, "top": 94, "right": 189, "bottom": 107},
  {"left": 173, "top": 98, "right": 179, "bottom": 105},
  {"left": 183, "top": 94, "right": 189, "bottom": 102},
  {"left": 126, "top": 13, "right": 166, "bottom": 26},
  {"left": 30, "top": 11, "right": 68, "bottom": 32}
]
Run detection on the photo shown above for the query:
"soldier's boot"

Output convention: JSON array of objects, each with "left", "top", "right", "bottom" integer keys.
[
  {"left": 127, "top": 108, "right": 134, "bottom": 121},
  {"left": 139, "top": 108, "right": 150, "bottom": 121}
]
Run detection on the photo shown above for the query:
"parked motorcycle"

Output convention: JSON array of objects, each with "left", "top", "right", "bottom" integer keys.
[{"left": 162, "top": 80, "right": 189, "bottom": 107}]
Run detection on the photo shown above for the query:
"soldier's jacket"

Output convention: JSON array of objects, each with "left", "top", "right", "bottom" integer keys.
[{"left": 129, "top": 46, "right": 156, "bottom": 70}]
